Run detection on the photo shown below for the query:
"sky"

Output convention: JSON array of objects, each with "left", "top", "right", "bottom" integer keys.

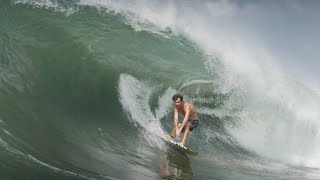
[{"left": 231, "top": 0, "right": 320, "bottom": 83}]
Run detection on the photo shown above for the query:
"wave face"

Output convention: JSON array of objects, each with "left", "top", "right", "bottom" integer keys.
[{"left": 1, "top": 0, "right": 320, "bottom": 179}]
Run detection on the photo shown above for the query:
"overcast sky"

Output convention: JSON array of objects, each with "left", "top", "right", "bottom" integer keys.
[{"left": 233, "top": 0, "right": 320, "bottom": 82}]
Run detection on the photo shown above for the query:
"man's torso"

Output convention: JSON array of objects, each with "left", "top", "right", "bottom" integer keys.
[{"left": 177, "top": 102, "right": 199, "bottom": 120}]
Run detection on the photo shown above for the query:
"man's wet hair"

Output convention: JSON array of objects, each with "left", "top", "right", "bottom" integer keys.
[{"left": 172, "top": 94, "right": 183, "bottom": 101}]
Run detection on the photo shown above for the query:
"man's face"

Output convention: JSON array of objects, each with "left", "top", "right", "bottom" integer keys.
[{"left": 174, "top": 98, "right": 182, "bottom": 107}]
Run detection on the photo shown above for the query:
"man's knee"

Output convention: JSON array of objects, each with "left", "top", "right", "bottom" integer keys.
[{"left": 177, "top": 123, "right": 182, "bottom": 128}]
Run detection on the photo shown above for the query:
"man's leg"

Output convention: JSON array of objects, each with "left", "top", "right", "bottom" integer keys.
[{"left": 180, "top": 122, "right": 192, "bottom": 146}]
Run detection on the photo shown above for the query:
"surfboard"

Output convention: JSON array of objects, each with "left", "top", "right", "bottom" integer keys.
[{"left": 163, "top": 135, "right": 198, "bottom": 156}]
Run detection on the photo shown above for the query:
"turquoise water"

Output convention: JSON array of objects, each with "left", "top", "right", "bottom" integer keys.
[{"left": 1, "top": 1, "right": 320, "bottom": 179}]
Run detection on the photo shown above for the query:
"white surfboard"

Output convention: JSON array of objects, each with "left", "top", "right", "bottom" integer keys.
[{"left": 163, "top": 135, "right": 198, "bottom": 156}]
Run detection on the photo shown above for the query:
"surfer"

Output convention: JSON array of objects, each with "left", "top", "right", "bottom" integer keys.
[{"left": 171, "top": 94, "right": 200, "bottom": 146}]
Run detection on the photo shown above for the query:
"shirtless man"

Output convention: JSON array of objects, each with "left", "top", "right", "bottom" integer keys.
[{"left": 171, "top": 94, "right": 200, "bottom": 146}]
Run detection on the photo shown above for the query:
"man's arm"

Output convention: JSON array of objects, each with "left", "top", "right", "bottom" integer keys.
[
  {"left": 174, "top": 107, "right": 178, "bottom": 127},
  {"left": 180, "top": 105, "right": 190, "bottom": 130}
]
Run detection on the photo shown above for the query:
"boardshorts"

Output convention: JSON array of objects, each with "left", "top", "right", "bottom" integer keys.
[{"left": 178, "top": 119, "right": 200, "bottom": 131}]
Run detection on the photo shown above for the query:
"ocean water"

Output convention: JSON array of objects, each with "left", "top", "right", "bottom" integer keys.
[{"left": 1, "top": 0, "right": 320, "bottom": 179}]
